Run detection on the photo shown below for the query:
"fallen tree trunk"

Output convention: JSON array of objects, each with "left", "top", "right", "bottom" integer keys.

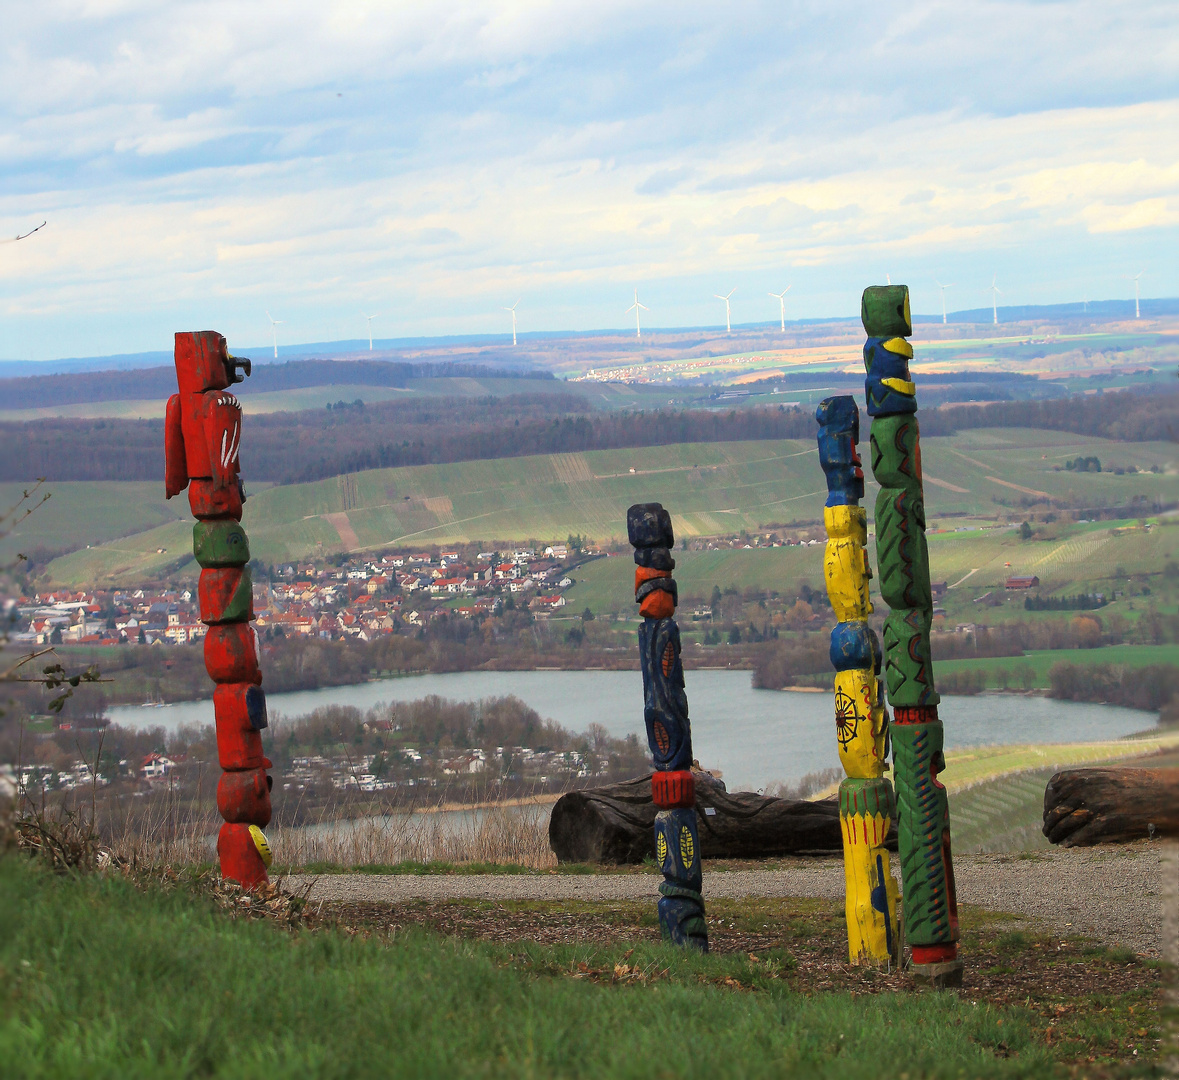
[
  {"left": 1042, "top": 766, "right": 1179, "bottom": 847},
  {"left": 549, "top": 773, "right": 896, "bottom": 864}
]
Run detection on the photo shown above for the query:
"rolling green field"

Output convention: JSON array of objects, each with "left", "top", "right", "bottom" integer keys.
[
  {"left": 0, "top": 376, "right": 707, "bottom": 422},
  {"left": 937, "top": 644, "right": 1179, "bottom": 689},
  {"left": 561, "top": 521, "right": 1177, "bottom": 614},
  {"left": 22, "top": 426, "right": 1178, "bottom": 586}
]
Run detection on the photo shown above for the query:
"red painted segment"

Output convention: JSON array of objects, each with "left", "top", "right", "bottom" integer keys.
[
  {"left": 188, "top": 479, "right": 243, "bottom": 521},
  {"left": 217, "top": 823, "right": 269, "bottom": 889},
  {"left": 911, "top": 943, "right": 957, "bottom": 964},
  {"left": 164, "top": 394, "right": 188, "bottom": 498},
  {"left": 891, "top": 705, "right": 939, "bottom": 725},
  {"left": 199, "top": 567, "right": 253, "bottom": 624},
  {"left": 204, "top": 623, "right": 262, "bottom": 684},
  {"left": 216, "top": 765, "right": 273, "bottom": 825},
  {"left": 651, "top": 770, "right": 695, "bottom": 808}
]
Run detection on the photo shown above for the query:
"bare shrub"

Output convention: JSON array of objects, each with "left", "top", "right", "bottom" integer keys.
[
  {"left": 763, "top": 768, "right": 842, "bottom": 801},
  {"left": 271, "top": 800, "right": 556, "bottom": 869}
]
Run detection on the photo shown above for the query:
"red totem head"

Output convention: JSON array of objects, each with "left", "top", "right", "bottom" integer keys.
[{"left": 164, "top": 331, "right": 252, "bottom": 503}]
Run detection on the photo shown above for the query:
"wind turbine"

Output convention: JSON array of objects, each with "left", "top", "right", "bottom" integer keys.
[
  {"left": 362, "top": 312, "right": 379, "bottom": 350},
  {"left": 714, "top": 289, "right": 735, "bottom": 333},
  {"left": 768, "top": 286, "right": 792, "bottom": 332},
  {"left": 626, "top": 289, "right": 649, "bottom": 339},
  {"left": 503, "top": 300, "right": 520, "bottom": 346},
  {"left": 988, "top": 276, "right": 1001, "bottom": 325},
  {"left": 935, "top": 280, "right": 953, "bottom": 324},
  {"left": 266, "top": 310, "right": 283, "bottom": 358},
  {"left": 1131, "top": 271, "right": 1144, "bottom": 319}
]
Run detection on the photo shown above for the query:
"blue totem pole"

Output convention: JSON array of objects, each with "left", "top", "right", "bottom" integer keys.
[{"left": 628, "top": 502, "right": 708, "bottom": 951}]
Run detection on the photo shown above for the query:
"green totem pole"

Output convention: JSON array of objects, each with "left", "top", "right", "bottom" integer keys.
[{"left": 862, "top": 285, "right": 962, "bottom": 987}]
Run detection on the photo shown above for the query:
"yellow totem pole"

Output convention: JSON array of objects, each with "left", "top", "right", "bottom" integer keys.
[{"left": 816, "top": 395, "right": 899, "bottom": 964}]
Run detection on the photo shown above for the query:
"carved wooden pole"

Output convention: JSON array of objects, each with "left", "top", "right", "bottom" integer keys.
[
  {"left": 816, "top": 395, "right": 899, "bottom": 965},
  {"left": 862, "top": 285, "right": 962, "bottom": 986},
  {"left": 627, "top": 502, "right": 708, "bottom": 950},
  {"left": 164, "top": 331, "right": 273, "bottom": 888}
]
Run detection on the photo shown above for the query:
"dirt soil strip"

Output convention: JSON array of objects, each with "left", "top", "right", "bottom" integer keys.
[
  {"left": 288, "top": 845, "right": 1165, "bottom": 956},
  {"left": 323, "top": 512, "right": 359, "bottom": 549}
]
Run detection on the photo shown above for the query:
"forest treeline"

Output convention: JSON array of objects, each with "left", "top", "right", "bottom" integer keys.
[
  {"left": 1047, "top": 662, "right": 1179, "bottom": 712},
  {"left": 1, "top": 397, "right": 816, "bottom": 483},
  {"left": 751, "top": 608, "right": 1179, "bottom": 691},
  {"left": 1, "top": 388, "right": 1174, "bottom": 484},
  {"left": 0, "top": 358, "right": 550, "bottom": 411}
]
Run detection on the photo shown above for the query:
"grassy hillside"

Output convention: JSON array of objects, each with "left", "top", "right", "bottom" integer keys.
[
  {"left": 937, "top": 644, "right": 1179, "bottom": 690},
  {"left": 31, "top": 426, "right": 1178, "bottom": 586},
  {"left": 4, "top": 856, "right": 1157, "bottom": 1076},
  {"left": 0, "top": 376, "right": 707, "bottom": 422}
]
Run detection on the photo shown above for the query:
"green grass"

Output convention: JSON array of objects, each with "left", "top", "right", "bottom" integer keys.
[
  {"left": 29, "top": 427, "right": 1179, "bottom": 585},
  {"left": 937, "top": 644, "right": 1179, "bottom": 689},
  {"left": 950, "top": 770, "right": 1059, "bottom": 854},
  {"left": 0, "top": 856, "right": 1156, "bottom": 1077},
  {"left": 565, "top": 546, "right": 827, "bottom": 613},
  {"left": 0, "top": 481, "right": 188, "bottom": 566}
]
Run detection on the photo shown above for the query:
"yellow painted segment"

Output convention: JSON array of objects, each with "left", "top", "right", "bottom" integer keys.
[
  {"left": 834, "top": 669, "right": 887, "bottom": 778},
  {"left": 881, "top": 377, "right": 916, "bottom": 397},
  {"left": 822, "top": 483, "right": 897, "bottom": 965},
  {"left": 841, "top": 812, "right": 899, "bottom": 964},
  {"left": 882, "top": 337, "right": 914, "bottom": 358},
  {"left": 248, "top": 825, "right": 273, "bottom": 868},
  {"left": 823, "top": 505, "right": 871, "bottom": 622}
]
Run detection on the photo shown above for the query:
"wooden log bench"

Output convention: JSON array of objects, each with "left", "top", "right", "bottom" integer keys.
[
  {"left": 1043, "top": 766, "right": 1179, "bottom": 846},
  {"left": 549, "top": 773, "right": 897, "bottom": 864}
]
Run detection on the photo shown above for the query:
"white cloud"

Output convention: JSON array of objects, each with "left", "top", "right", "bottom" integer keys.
[{"left": 0, "top": 1, "right": 1176, "bottom": 358}]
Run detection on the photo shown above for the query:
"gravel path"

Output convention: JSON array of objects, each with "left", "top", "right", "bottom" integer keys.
[{"left": 288, "top": 843, "right": 1170, "bottom": 956}]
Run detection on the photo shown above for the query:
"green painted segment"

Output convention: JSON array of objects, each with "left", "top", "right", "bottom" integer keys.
[
  {"left": 874, "top": 487, "right": 932, "bottom": 611},
  {"left": 861, "top": 285, "right": 912, "bottom": 337},
  {"left": 838, "top": 776, "right": 896, "bottom": 820},
  {"left": 882, "top": 608, "right": 939, "bottom": 706},
  {"left": 193, "top": 521, "right": 250, "bottom": 568},
  {"left": 223, "top": 568, "right": 254, "bottom": 622},
  {"left": 868, "top": 414, "right": 922, "bottom": 489},
  {"left": 890, "top": 721, "right": 958, "bottom": 947}
]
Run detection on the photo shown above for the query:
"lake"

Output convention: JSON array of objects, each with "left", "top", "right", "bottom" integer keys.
[{"left": 106, "top": 669, "right": 1156, "bottom": 793}]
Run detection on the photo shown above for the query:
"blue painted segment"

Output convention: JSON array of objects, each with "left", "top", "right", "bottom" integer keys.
[
  {"left": 863, "top": 337, "right": 917, "bottom": 416},
  {"left": 815, "top": 395, "right": 864, "bottom": 506},
  {"left": 829, "top": 621, "right": 881, "bottom": 672},
  {"left": 639, "top": 618, "right": 694, "bottom": 772}
]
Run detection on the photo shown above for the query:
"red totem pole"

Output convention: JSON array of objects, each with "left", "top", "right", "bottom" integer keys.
[{"left": 164, "top": 331, "right": 273, "bottom": 888}]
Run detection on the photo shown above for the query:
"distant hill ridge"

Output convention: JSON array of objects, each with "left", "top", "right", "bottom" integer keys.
[
  {"left": 2, "top": 389, "right": 1174, "bottom": 485},
  {"left": 4, "top": 297, "right": 1174, "bottom": 377},
  {"left": 0, "top": 359, "right": 554, "bottom": 411}
]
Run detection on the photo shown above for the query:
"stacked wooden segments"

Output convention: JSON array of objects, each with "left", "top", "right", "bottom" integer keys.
[
  {"left": 862, "top": 286, "right": 961, "bottom": 983},
  {"left": 816, "top": 396, "right": 899, "bottom": 964},
  {"left": 628, "top": 503, "right": 708, "bottom": 951},
  {"left": 165, "top": 331, "right": 273, "bottom": 889}
]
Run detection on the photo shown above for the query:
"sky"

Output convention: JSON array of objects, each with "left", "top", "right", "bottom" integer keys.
[{"left": 1, "top": 0, "right": 1177, "bottom": 361}]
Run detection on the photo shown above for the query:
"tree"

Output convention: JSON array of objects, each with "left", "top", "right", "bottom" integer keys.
[
  {"left": 1019, "top": 521, "right": 1033, "bottom": 540},
  {"left": 581, "top": 607, "right": 594, "bottom": 622}
]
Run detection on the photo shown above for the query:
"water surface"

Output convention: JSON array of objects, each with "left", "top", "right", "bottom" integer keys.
[{"left": 108, "top": 669, "right": 1155, "bottom": 793}]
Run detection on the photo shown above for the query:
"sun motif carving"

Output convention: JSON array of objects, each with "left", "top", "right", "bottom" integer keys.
[{"left": 834, "top": 687, "right": 863, "bottom": 750}]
